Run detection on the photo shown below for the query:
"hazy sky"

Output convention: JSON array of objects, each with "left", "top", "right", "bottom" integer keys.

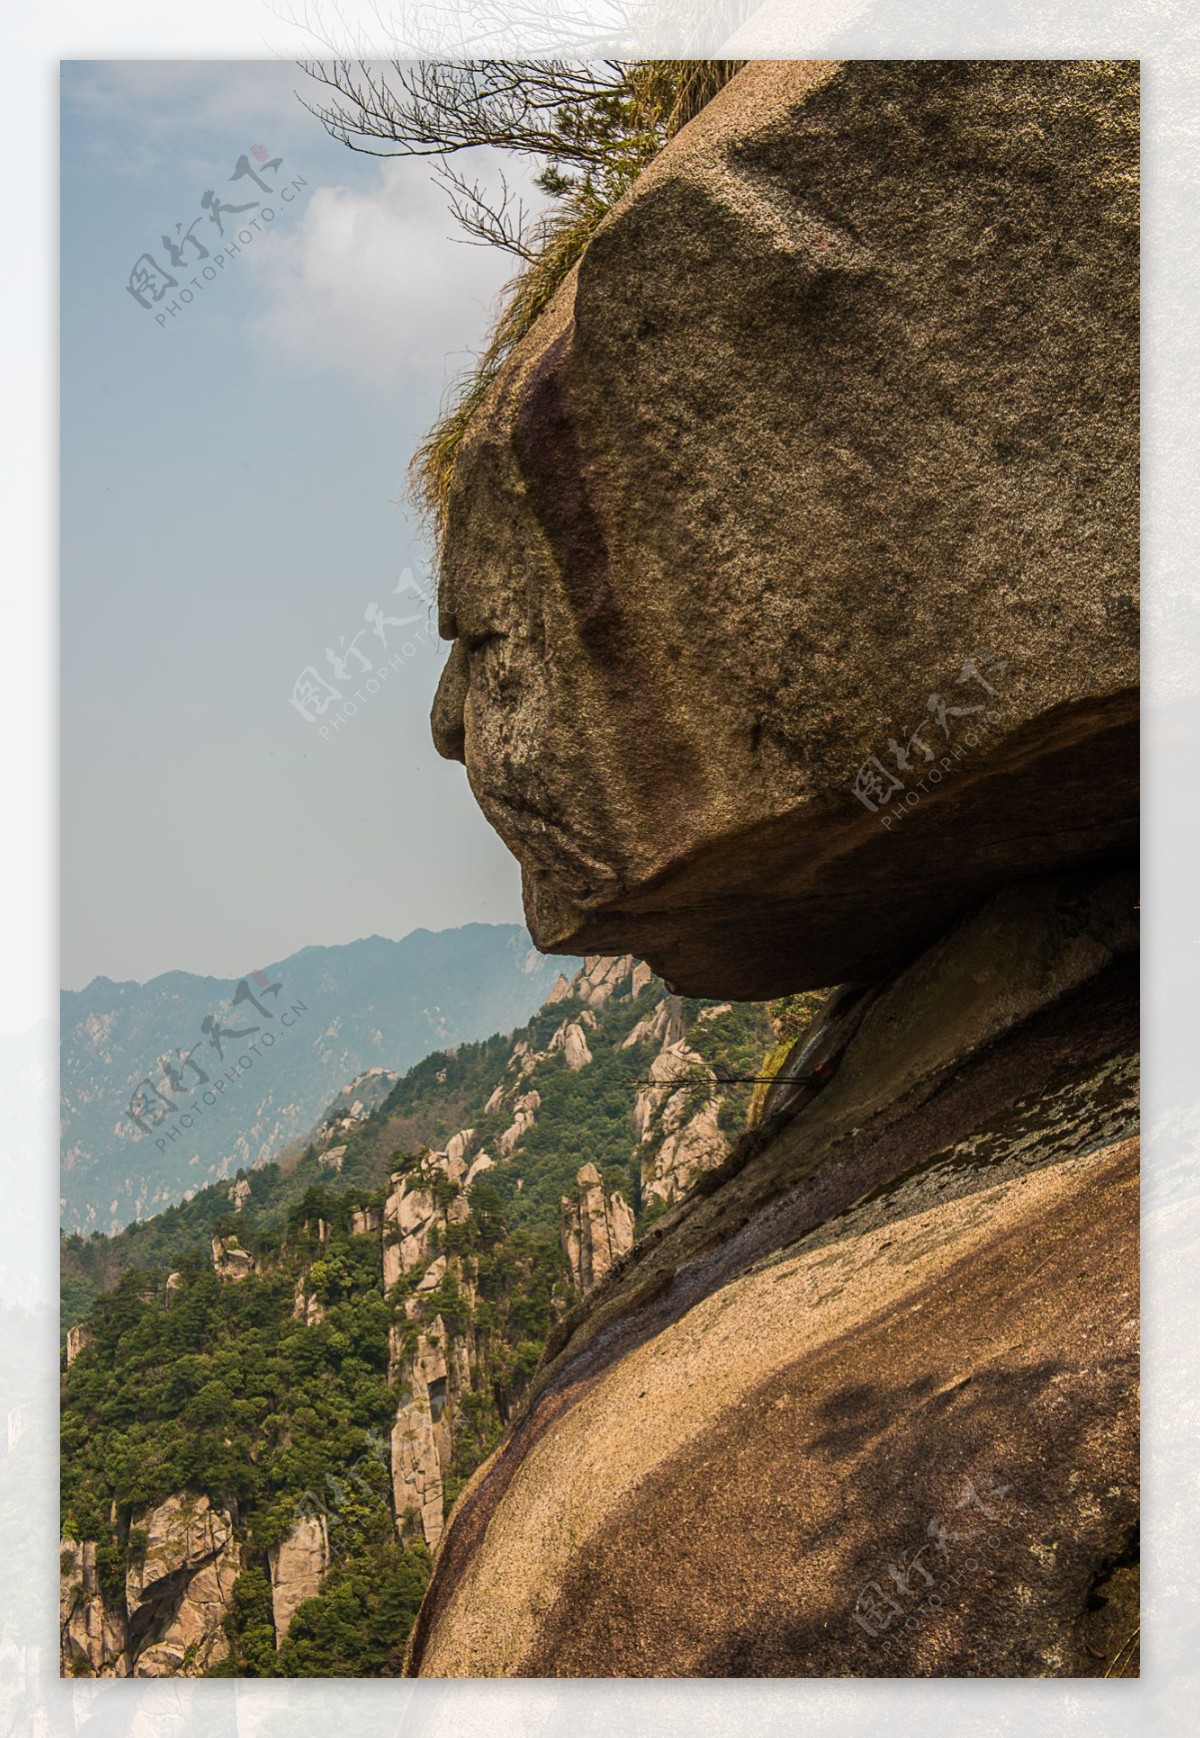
[{"left": 61, "top": 61, "right": 538, "bottom": 990}]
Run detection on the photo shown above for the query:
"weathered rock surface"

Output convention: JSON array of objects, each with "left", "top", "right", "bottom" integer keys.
[
  {"left": 210, "top": 1235, "right": 254, "bottom": 1282},
  {"left": 464, "top": 1151, "right": 495, "bottom": 1189},
  {"left": 407, "top": 867, "right": 1138, "bottom": 1676},
  {"left": 268, "top": 1514, "right": 329, "bottom": 1645},
  {"left": 430, "top": 59, "right": 1138, "bottom": 998},
  {"left": 292, "top": 1274, "right": 325, "bottom": 1327},
  {"left": 548, "top": 1019, "right": 593, "bottom": 1071},
  {"left": 621, "top": 995, "right": 685, "bottom": 1052},
  {"left": 124, "top": 1494, "right": 240, "bottom": 1677},
  {"left": 644, "top": 1095, "right": 727, "bottom": 1207},
  {"left": 64, "top": 1324, "right": 93, "bottom": 1367},
  {"left": 628, "top": 1030, "right": 731, "bottom": 1205},
  {"left": 383, "top": 1169, "right": 441, "bottom": 1289},
  {"left": 381, "top": 1148, "right": 483, "bottom": 1552},
  {"left": 60, "top": 1540, "right": 128, "bottom": 1677},
  {"left": 560, "top": 1164, "right": 635, "bottom": 1294},
  {"left": 391, "top": 1323, "right": 452, "bottom": 1551},
  {"left": 497, "top": 1090, "right": 541, "bottom": 1158}
]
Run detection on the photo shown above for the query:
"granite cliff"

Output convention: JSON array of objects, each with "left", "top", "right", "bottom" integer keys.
[{"left": 413, "top": 58, "right": 1139, "bottom": 1678}]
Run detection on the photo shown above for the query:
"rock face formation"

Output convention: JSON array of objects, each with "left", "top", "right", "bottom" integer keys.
[
  {"left": 430, "top": 59, "right": 1138, "bottom": 999},
  {"left": 383, "top": 1148, "right": 485, "bottom": 1551},
  {"left": 560, "top": 1164, "right": 635, "bottom": 1294},
  {"left": 391, "top": 1318, "right": 454, "bottom": 1552},
  {"left": 211, "top": 1235, "right": 254, "bottom": 1281},
  {"left": 61, "top": 1496, "right": 243, "bottom": 1677},
  {"left": 64, "top": 1324, "right": 92, "bottom": 1366},
  {"left": 61, "top": 1496, "right": 267, "bottom": 1679},
  {"left": 632, "top": 1034, "right": 730, "bottom": 1206},
  {"left": 268, "top": 1514, "right": 329, "bottom": 1644},
  {"left": 415, "top": 59, "right": 1138, "bottom": 1678},
  {"left": 407, "top": 868, "right": 1139, "bottom": 1675},
  {"left": 60, "top": 1540, "right": 129, "bottom": 1677},
  {"left": 125, "top": 1494, "right": 241, "bottom": 1677}
]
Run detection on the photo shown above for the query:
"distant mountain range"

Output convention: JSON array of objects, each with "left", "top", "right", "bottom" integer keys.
[{"left": 60, "top": 926, "right": 578, "bottom": 1234}]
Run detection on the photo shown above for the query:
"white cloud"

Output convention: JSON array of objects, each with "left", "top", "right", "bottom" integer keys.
[
  {"left": 244, "top": 153, "right": 534, "bottom": 394},
  {"left": 66, "top": 59, "right": 309, "bottom": 147}
]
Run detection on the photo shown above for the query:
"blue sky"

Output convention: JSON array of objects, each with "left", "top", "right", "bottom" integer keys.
[{"left": 61, "top": 61, "right": 536, "bottom": 990}]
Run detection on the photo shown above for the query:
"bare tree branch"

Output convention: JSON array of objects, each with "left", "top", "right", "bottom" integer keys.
[
  {"left": 433, "top": 159, "right": 540, "bottom": 259},
  {"left": 297, "top": 58, "right": 629, "bottom": 165}
]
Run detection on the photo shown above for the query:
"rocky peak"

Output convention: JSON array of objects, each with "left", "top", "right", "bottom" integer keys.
[
  {"left": 548, "top": 1019, "right": 593, "bottom": 1071},
  {"left": 621, "top": 995, "right": 686, "bottom": 1052},
  {"left": 561, "top": 1163, "right": 635, "bottom": 1295}
]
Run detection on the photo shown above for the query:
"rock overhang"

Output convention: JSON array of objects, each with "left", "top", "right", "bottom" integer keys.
[{"left": 430, "top": 57, "right": 1138, "bottom": 997}]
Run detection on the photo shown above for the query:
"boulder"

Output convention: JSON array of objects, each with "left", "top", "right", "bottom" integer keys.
[
  {"left": 406, "top": 867, "right": 1139, "bottom": 1676},
  {"left": 430, "top": 59, "right": 1138, "bottom": 998}
]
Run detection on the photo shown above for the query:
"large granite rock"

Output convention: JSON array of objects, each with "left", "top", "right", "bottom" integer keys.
[
  {"left": 560, "top": 1163, "right": 635, "bottom": 1294},
  {"left": 431, "top": 60, "right": 1138, "bottom": 997},
  {"left": 124, "top": 1494, "right": 241, "bottom": 1677},
  {"left": 268, "top": 1514, "right": 329, "bottom": 1645},
  {"left": 406, "top": 867, "right": 1138, "bottom": 1676},
  {"left": 59, "top": 1540, "right": 128, "bottom": 1677},
  {"left": 210, "top": 1235, "right": 255, "bottom": 1282},
  {"left": 391, "top": 1322, "right": 452, "bottom": 1551}
]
